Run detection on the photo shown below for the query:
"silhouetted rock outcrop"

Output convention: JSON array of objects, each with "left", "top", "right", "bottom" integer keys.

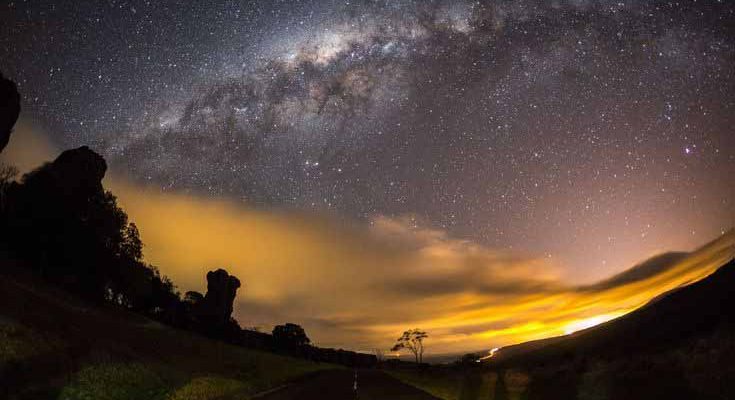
[
  {"left": 199, "top": 268, "right": 241, "bottom": 330},
  {"left": 22, "top": 146, "right": 107, "bottom": 200},
  {"left": 0, "top": 72, "right": 20, "bottom": 153}
]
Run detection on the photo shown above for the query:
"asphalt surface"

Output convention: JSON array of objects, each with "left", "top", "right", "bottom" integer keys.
[{"left": 255, "top": 369, "right": 441, "bottom": 400}]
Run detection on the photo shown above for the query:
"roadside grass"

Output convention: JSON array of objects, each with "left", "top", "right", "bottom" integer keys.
[
  {"left": 3, "top": 313, "right": 333, "bottom": 400},
  {"left": 58, "top": 365, "right": 258, "bottom": 400},
  {"left": 167, "top": 376, "right": 249, "bottom": 400},
  {"left": 58, "top": 363, "right": 168, "bottom": 400},
  {"left": 0, "top": 268, "right": 335, "bottom": 399},
  {"left": 0, "top": 319, "right": 63, "bottom": 364}
]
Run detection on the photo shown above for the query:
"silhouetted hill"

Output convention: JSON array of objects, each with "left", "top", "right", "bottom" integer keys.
[{"left": 490, "top": 256, "right": 735, "bottom": 368}]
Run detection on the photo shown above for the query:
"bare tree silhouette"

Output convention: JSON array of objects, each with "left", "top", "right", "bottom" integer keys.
[{"left": 391, "top": 329, "right": 428, "bottom": 364}]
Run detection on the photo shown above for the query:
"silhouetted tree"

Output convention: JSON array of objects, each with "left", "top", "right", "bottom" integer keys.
[
  {"left": 174, "top": 290, "right": 204, "bottom": 328},
  {"left": 121, "top": 223, "right": 143, "bottom": 260},
  {"left": 145, "top": 266, "right": 180, "bottom": 319},
  {"left": 0, "top": 72, "right": 20, "bottom": 153},
  {"left": 0, "top": 162, "right": 17, "bottom": 183},
  {"left": 391, "top": 329, "right": 428, "bottom": 364},
  {"left": 1, "top": 146, "right": 180, "bottom": 314},
  {"left": 273, "top": 323, "right": 311, "bottom": 348},
  {"left": 184, "top": 291, "right": 205, "bottom": 305}
]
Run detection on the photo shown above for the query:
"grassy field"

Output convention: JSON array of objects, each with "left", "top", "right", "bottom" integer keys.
[{"left": 0, "top": 264, "right": 335, "bottom": 400}]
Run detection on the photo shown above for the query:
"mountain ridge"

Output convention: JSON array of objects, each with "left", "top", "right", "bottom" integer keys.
[{"left": 489, "top": 252, "right": 735, "bottom": 367}]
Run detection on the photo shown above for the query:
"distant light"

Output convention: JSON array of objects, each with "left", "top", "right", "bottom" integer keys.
[
  {"left": 684, "top": 147, "right": 692, "bottom": 155},
  {"left": 479, "top": 347, "right": 500, "bottom": 361}
]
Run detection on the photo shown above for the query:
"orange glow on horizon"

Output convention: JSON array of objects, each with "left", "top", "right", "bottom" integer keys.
[
  {"left": 2, "top": 125, "right": 734, "bottom": 354},
  {"left": 111, "top": 180, "right": 735, "bottom": 353},
  {"left": 563, "top": 313, "right": 624, "bottom": 335}
]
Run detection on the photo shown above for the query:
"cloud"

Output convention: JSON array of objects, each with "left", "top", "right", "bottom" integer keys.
[
  {"left": 581, "top": 252, "right": 689, "bottom": 292},
  {"left": 96, "top": 182, "right": 735, "bottom": 354},
  {"left": 2, "top": 125, "right": 734, "bottom": 354}
]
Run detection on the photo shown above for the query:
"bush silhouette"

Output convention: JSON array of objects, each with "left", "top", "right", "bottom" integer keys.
[{"left": 273, "top": 323, "right": 311, "bottom": 348}]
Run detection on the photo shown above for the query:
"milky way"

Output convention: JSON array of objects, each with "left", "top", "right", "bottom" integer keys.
[{"left": 2, "top": 1, "right": 734, "bottom": 281}]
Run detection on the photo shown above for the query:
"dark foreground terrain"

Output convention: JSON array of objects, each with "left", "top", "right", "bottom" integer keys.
[
  {"left": 0, "top": 259, "right": 442, "bottom": 400},
  {"left": 256, "top": 369, "right": 440, "bottom": 400},
  {"left": 0, "top": 261, "right": 333, "bottom": 400}
]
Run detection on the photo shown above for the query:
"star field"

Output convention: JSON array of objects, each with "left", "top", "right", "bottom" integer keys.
[{"left": 2, "top": 0, "right": 734, "bottom": 281}]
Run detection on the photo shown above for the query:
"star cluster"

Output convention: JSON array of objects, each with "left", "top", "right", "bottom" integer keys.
[{"left": 2, "top": 0, "right": 734, "bottom": 281}]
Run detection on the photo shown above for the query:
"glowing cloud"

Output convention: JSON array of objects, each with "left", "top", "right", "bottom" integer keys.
[{"left": 2, "top": 124, "right": 734, "bottom": 354}]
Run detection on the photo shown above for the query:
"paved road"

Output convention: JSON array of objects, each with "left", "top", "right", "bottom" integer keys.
[{"left": 255, "top": 369, "right": 441, "bottom": 400}]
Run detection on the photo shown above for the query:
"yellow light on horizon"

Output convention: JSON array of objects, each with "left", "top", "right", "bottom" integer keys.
[{"left": 563, "top": 313, "right": 623, "bottom": 335}]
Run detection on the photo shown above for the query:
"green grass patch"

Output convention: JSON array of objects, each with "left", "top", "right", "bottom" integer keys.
[
  {"left": 0, "top": 319, "right": 61, "bottom": 364},
  {"left": 0, "top": 270, "right": 336, "bottom": 399},
  {"left": 58, "top": 363, "right": 168, "bottom": 400},
  {"left": 167, "top": 376, "right": 249, "bottom": 400},
  {"left": 54, "top": 353, "right": 334, "bottom": 400}
]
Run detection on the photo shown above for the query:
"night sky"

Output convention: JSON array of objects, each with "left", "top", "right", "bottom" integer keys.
[{"left": 2, "top": 1, "right": 735, "bottom": 352}]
